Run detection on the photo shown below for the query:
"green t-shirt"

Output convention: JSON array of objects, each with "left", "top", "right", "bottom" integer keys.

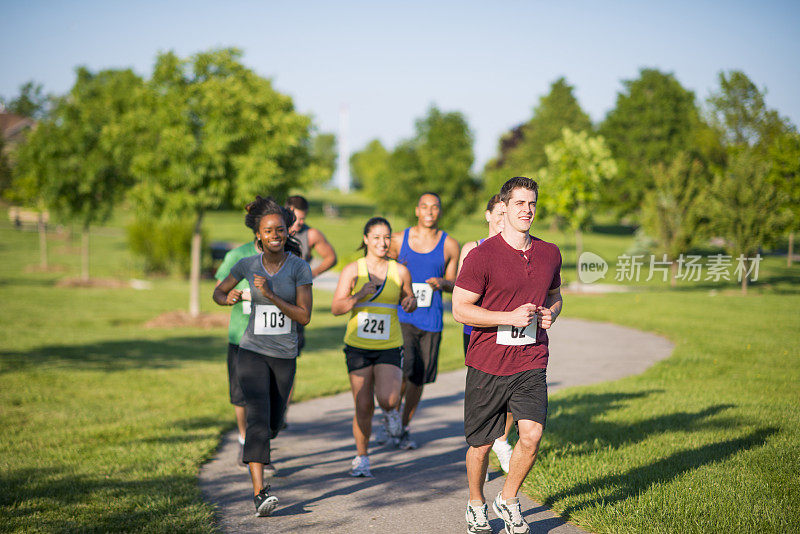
[{"left": 215, "top": 241, "right": 258, "bottom": 345}]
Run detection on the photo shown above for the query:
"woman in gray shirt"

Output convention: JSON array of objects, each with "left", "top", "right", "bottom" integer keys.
[{"left": 214, "top": 196, "right": 313, "bottom": 517}]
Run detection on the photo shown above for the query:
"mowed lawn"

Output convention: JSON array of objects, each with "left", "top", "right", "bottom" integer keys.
[{"left": 1, "top": 200, "right": 799, "bottom": 533}]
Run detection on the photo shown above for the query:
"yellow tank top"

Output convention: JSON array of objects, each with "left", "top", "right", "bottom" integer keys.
[{"left": 344, "top": 258, "right": 403, "bottom": 350}]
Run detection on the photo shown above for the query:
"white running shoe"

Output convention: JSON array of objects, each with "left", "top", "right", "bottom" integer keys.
[
  {"left": 492, "top": 438, "right": 513, "bottom": 473},
  {"left": 493, "top": 492, "right": 530, "bottom": 534},
  {"left": 466, "top": 500, "right": 492, "bottom": 533},
  {"left": 386, "top": 409, "right": 403, "bottom": 440},
  {"left": 374, "top": 418, "right": 389, "bottom": 445},
  {"left": 350, "top": 455, "right": 372, "bottom": 477}
]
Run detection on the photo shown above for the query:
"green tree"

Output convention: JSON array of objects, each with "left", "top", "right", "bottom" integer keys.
[
  {"left": 2, "top": 81, "right": 51, "bottom": 119},
  {"left": 600, "top": 68, "right": 703, "bottom": 219},
  {"left": 706, "top": 70, "right": 795, "bottom": 268},
  {"left": 768, "top": 131, "right": 800, "bottom": 265},
  {"left": 707, "top": 150, "right": 788, "bottom": 294},
  {"left": 484, "top": 77, "right": 592, "bottom": 199},
  {"left": 372, "top": 106, "right": 478, "bottom": 229},
  {"left": 299, "top": 132, "right": 337, "bottom": 187},
  {"left": 13, "top": 68, "right": 142, "bottom": 280},
  {"left": 641, "top": 153, "right": 711, "bottom": 286},
  {"left": 350, "top": 139, "right": 389, "bottom": 193},
  {"left": 120, "top": 48, "right": 317, "bottom": 317},
  {"left": 707, "top": 71, "right": 788, "bottom": 150},
  {"left": 539, "top": 128, "right": 617, "bottom": 282}
]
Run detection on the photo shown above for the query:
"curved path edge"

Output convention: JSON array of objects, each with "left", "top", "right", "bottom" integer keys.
[{"left": 199, "top": 317, "right": 674, "bottom": 533}]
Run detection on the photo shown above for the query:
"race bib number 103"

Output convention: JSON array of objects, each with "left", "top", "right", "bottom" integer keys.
[{"left": 254, "top": 304, "right": 291, "bottom": 335}]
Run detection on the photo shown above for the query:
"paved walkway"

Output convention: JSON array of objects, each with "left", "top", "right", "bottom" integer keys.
[{"left": 200, "top": 318, "right": 673, "bottom": 533}]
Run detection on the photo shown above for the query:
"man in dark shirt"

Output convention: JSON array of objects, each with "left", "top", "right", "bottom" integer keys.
[{"left": 453, "top": 177, "right": 563, "bottom": 534}]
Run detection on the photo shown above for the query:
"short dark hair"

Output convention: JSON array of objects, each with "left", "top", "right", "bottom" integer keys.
[
  {"left": 418, "top": 192, "right": 441, "bottom": 206},
  {"left": 486, "top": 194, "right": 502, "bottom": 212},
  {"left": 499, "top": 177, "right": 538, "bottom": 204},
  {"left": 285, "top": 195, "right": 309, "bottom": 212}
]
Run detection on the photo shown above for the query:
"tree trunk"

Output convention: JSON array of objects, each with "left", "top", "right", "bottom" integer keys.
[
  {"left": 81, "top": 225, "right": 90, "bottom": 282},
  {"left": 575, "top": 228, "right": 583, "bottom": 286},
  {"left": 789, "top": 231, "right": 795, "bottom": 267},
  {"left": 38, "top": 212, "right": 48, "bottom": 270},
  {"left": 670, "top": 260, "right": 678, "bottom": 288},
  {"left": 189, "top": 211, "right": 203, "bottom": 317}
]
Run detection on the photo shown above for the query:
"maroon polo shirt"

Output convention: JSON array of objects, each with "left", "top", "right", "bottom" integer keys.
[{"left": 455, "top": 233, "right": 562, "bottom": 376}]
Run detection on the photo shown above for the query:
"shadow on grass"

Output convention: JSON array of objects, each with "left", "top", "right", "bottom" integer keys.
[
  {"left": 0, "top": 335, "right": 226, "bottom": 374},
  {"left": 545, "top": 427, "right": 777, "bottom": 517},
  {"left": 0, "top": 468, "right": 214, "bottom": 533}
]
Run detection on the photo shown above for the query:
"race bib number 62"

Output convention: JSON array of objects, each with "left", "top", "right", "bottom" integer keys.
[
  {"left": 496, "top": 323, "right": 538, "bottom": 346},
  {"left": 254, "top": 304, "right": 291, "bottom": 335},
  {"left": 357, "top": 312, "right": 390, "bottom": 340}
]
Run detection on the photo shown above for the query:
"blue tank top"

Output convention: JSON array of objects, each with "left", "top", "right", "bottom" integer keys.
[
  {"left": 463, "top": 238, "right": 486, "bottom": 336},
  {"left": 397, "top": 228, "right": 447, "bottom": 332}
]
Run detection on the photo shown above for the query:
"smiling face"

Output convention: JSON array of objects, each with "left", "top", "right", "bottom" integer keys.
[
  {"left": 415, "top": 194, "right": 441, "bottom": 229},
  {"left": 503, "top": 187, "right": 537, "bottom": 234},
  {"left": 363, "top": 223, "right": 391, "bottom": 259},
  {"left": 485, "top": 202, "right": 506, "bottom": 237},
  {"left": 257, "top": 213, "right": 288, "bottom": 253}
]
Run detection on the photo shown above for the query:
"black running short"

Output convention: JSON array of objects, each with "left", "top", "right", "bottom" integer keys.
[
  {"left": 464, "top": 367, "right": 547, "bottom": 447},
  {"left": 344, "top": 344, "right": 403, "bottom": 373},
  {"left": 401, "top": 322, "right": 441, "bottom": 386},
  {"left": 227, "top": 343, "right": 246, "bottom": 407}
]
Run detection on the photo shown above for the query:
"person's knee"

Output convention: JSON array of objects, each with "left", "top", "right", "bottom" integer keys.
[
  {"left": 469, "top": 443, "right": 493, "bottom": 458},
  {"left": 516, "top": 423, "right": 543, "bottom": 450}
]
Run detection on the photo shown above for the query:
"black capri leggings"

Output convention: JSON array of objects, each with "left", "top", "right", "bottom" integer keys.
[{"left": 237, "top": 347, "right": 296, "bottom": 464}]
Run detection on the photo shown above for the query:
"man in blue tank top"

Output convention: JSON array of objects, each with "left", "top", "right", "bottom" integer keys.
[{"left": 389, "top": 192, "right": 460, "bottom": 449}]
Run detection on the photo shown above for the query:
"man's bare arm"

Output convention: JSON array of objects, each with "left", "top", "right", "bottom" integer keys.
[{"left": 308, "top": 228, "right": 337, "bottom": 277}]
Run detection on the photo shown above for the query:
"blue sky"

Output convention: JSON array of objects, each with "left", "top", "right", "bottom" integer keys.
[{"left": 2, "top": 1, "right": 799, "bottom": 169}]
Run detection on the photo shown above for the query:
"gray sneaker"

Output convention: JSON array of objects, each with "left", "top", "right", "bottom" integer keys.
[
  {"left": 493, "top": 492, "right": 529, "bottom": 533},
  {"left": 397, "top": 429, "right": 417, "bottom": 450},
  {"left": 374, "top": 417, "right": 389, "bottom": 445},
  {"left": 466, "top": 500, "right": 492, "bottom": 533}
]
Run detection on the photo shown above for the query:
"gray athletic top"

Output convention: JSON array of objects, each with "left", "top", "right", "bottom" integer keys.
[
  {"left": 230, "top": 253, "right": 313, "bottom": 358},
  {"left": 294, "top": 224, "right": 313, "bottom": 263}
]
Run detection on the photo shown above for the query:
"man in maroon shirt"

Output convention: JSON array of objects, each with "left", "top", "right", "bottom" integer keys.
[{"left": 453, "top": 177, "right": 563, "bottom": 534}]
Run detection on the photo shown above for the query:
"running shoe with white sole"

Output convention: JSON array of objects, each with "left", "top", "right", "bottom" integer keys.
[
  {"left": 397, "top": 429, "right": 417, "bottom": 450},
  {"left": 253, "top": 485, "right": 279, "bottom": 517},
  {"left": 492, "top": 438, "right": 513, "bottom": 473},
  {"left": 350, "top": 455, "right": 372, "bottom": 477},
  {"left": 466, "top": 500, "right": 492, "bottom": 534},
  {"left": 386, "top": 409, "right": 403, "bottom": 440},
  {"left": 263, "top": 463, "right": 278, "bottom": 478},
  {"left": 374, "top": 417, "right": 389, "bottom": 445},
  {"left": 493, "top": 492, "right": 530, "bottom": 534}
]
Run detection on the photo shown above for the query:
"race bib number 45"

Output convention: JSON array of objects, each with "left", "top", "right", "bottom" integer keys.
[
  {"left": 357, "top": 312, "right": 390, "bottom": 340},
  {"left": 496, "top": 323, "right": 538, "bottom": 346},
  {"left": 254, "top": 305, "right": 290, "bottom": 335},
  {"left": 412, "top": 283, "right": 433, "bottom": 308}
]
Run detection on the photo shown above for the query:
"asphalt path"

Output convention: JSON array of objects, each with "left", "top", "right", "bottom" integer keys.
[{"left": 200, "top": 317, "right": 673, "bottom": 533}]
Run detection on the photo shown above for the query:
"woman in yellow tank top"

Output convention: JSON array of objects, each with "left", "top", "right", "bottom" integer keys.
[{"left": 332, "top": 217, "right": 416, "bottom": 477}]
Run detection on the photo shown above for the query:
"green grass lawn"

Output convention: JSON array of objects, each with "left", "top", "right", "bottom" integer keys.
[{"left": 1, "top": 197, "right": 798, "bottom": 533}]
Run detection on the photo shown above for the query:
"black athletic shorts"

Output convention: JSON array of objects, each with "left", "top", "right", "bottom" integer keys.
[
  {"left": 401, "top": 322, "right": 442, "bottom": 386},
  {"left": 227, "top": 343, "right": 246, "bottom": 407},
  {"left": 344, "top": 344, "right": 403, "bottom": 373},
  {"left": 464, "top": 367, "right": 547, "bottom": 447}
]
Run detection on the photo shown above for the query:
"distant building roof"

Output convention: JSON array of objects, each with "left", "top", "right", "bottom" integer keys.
[{"left": 0, "top": 111, "right": 36, "bottom": 146}]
